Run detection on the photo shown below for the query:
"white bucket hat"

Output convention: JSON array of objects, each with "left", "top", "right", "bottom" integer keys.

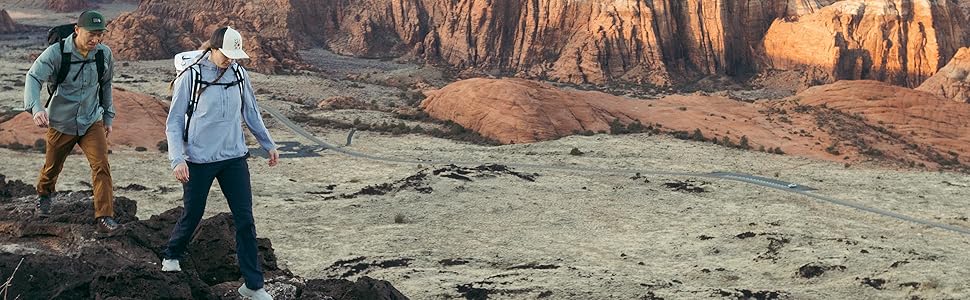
[{"left": 218, "top": 26, "right": 250, "bottom": 59}]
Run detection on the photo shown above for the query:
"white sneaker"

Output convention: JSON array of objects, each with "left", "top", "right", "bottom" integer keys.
[
  {"left": 238, "top": 284, "right": 273, "bottom": 300},
  {"left": 161, "top": 259, "right": 181, "bottom": 272}
]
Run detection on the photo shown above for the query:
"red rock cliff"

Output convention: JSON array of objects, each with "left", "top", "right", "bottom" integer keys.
[
  {"left": 763, "top": 0, "right": 968, "bottom": 88},
  {"left": 107, "top": 0, "right": 966, "bottom": 87}
]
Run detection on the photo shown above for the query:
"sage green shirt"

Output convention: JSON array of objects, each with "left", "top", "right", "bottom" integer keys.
[{"left": 24, "top": 33, "right": 115, "bottom": 136}]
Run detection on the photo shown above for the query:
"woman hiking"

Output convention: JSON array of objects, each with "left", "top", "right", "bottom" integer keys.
[{"left": 161, "top": 26, "right": 279, "bottom": 300}]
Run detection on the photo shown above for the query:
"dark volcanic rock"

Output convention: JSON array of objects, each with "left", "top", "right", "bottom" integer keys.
[{"left": 0, "top": 174, "right": 409, "bottom": 300}]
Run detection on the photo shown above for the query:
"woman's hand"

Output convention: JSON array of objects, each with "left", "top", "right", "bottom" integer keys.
[
  {"left": 173, "top": 162, "right": 189, "bottom": 183},
  {"left": 268, "top": 149, "right": 279, "bottom": 167}
]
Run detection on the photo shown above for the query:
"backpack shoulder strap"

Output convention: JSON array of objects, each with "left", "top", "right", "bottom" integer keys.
[
  {"left": 45, "top": 39, "right": 72, "bottom": 108},
  {"left": 95, "top": 49, "right": 105, "bottom": 103},
  {"left": 183, "top": 65, "right": 203, "bottom": 142},
  {"left": 95, "top": 49, "right": 105, "bottom": 84},
  {"left": 232, "top": 64, "right": 244, "bottom": 99}
]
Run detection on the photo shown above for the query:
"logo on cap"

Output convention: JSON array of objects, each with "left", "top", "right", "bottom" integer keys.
[
  {"left": 234, "top": 40, "right": 241, "bottom": 49},
  {"left": 93, "top": 18, "right": 102, "bottom": 23}
]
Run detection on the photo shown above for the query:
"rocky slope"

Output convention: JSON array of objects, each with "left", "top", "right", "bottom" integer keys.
[
  {"left": 422, "top": 78, "right": 970, "bottom": 171},
  {"left": 103, "top": 0, "right": 306, "bottom": 74},
  {"left": 0, "top": 174, "right": 410, "bottom": 299},
  {"left": 917, "top": 47, "right": 970, "bottom": 102},
  {"left": 47, "top": 0, "right": 94, "bottom": 12}
]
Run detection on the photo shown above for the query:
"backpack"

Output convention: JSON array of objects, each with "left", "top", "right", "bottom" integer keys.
[
  {"left": 172, "top": 50, "right": 244, "bottom": 142},
  {"left": 44, "top": 23, "right": 106, "bottom": 108}
]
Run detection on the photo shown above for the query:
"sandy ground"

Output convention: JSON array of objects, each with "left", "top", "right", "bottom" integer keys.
[{"left": 2, "top": 3, "right": 970, "bottom": 300}]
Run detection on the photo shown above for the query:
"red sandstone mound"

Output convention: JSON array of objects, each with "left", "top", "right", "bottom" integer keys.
[
  {"left": 422, "top": 78, "right": 970, "bottom": 171},
  {"left": 763, "top": 0, "right": 967, "bottom": 89},
  {"left": 0, "top": 89, "right": 168, "bottom": 151},
  {"left": 47, "top": 0, "right": 95, "bottom": 12},
  {"left": 0, "top": 10, "right": 21, "bottom": 34},
  {"left": 0, "top": 174, "right": 411, "bottom": 299},
  {"left": 917, "top": 47, "right": 970, "bottom": 103}
]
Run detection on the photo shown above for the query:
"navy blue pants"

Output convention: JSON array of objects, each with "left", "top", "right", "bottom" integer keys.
[{"left": 163, "top": 155, "right": 264, "bottom": 290}]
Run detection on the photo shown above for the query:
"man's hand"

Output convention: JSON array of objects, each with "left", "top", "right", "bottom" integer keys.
[
  {"left": 268, "top": 149, "right": 279, "bottom": 167},
  {"left": 173, "top": 162, "right": 189, "bottom": 183},
  {"left": 32, "top": 111, "right": 49, "bottom": 128},
  {"left": 105, "top": 125, "right": 112, "bottom": 138}
]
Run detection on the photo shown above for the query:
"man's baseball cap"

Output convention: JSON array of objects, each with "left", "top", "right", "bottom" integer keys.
[
  {"left": 213, "top": 26, "right": 250, "bottom": 60},
  {"left": 78, "top": 10, "right": 108, "bottom": 32}
]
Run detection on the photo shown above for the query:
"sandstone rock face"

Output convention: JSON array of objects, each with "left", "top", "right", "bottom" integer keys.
[
  {"left": 107, "top": 0, "right": 966, "bottom": 86},
  {"left": 763, "top": 0, "right": 968, "bottom": 88},
  {"left": 303, "top": 0, "right": 840, "bottom": 85},
  {"left": 421, "top": 78, "right": 645, "bottom": 144},
  {"left": 917, "top": 47, "right": 970, "bottom": 102},
  {"left": 0, "top": 10, "right": 20, "bottom": 34},
  {"left": 795, "top": 80, "right": 970, "bottom": 169},
  {"left": 0, "top": 89, "right": 168, "bottom": 151},
  {"left": 47, "top": 0, "right": 94, "bottom": 12},
  {"left": 104, "top": 0, "right": 307, "bottom": 74},
  {"left": 423, "top": 78, "right": 970, "bottom": 171}
]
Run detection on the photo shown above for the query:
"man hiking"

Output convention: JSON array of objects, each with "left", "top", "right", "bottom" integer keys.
[{"left": 23, "top": 10, "right": 119, "bottom": 234}]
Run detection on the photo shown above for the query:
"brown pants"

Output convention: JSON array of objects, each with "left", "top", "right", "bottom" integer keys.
[{"left": 36, "top": 121, "right": 114, "bottom": 218}]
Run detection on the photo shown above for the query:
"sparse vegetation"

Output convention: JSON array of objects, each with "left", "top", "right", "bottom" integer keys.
[
  {"left": 691, "top": 129, "right": 705, "bottom": 141},
  {"left": 738, "top": 136, "right": 750, "bottom": 149},
  {"left": 609, "top": 118, "right": 655, "bottom": 135},
  {"left": 33, "top": 139, "right": 45, "bottom": 153},
  {"left": 825, "top": 143, "right": 840, "bottom": 155}
]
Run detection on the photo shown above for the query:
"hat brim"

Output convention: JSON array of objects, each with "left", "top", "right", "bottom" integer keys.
[
  {"left": 219, "top": 48, "right": 250, "bottom": 60},
  {"left": 81, "top": 25, "right": 108, "bottom": 32}
]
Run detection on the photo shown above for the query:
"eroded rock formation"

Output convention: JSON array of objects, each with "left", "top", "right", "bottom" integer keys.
[
  {"left": 104, "top": 0, "right": 307, "bottom": 74},
  {"left": 296, "top": 0, "right": 841, "bottom": 85},
  {"left": 763, "top": 0, "right": 968, "bottom": 88},
  {"left": 917, "top": 47, "right": 970, "bottom": 102},
  {"left": 107, "top": 0, "right": 967, "bottom": 87},
  {"left": 47, "top": 0, "right": 94, "bottom": 13}
]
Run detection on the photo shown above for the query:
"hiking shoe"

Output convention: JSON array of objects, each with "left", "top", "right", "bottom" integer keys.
[
  {"left": 238, "top": 284, "right": 273, "bottom": 300},
  {"left": 96, "top": 216, "right": 120, "bottom": 234},
  {"left": 36, "top": 195, "right": 52, "bottom": 216},
  {"left": 161, "top": 259, "right": 181, "bottom": 272}
]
